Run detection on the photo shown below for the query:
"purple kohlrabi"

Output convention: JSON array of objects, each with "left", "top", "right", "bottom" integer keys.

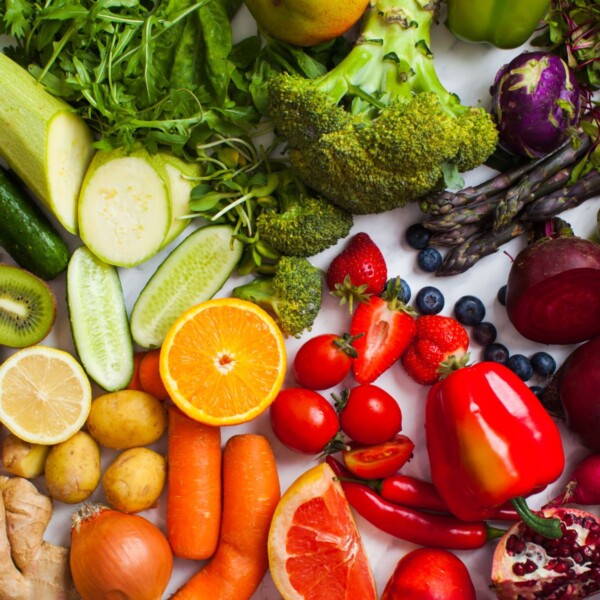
[{"left": 490, "top": 51, "right": 582, "bottom": 158}]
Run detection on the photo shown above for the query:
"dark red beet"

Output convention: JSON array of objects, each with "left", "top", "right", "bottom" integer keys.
[
  {"left": 557, "top": 335, "right": 600, "bottom": 452},
  {"left": 506, "top": 236, "right": 600, "bottom": 344}
]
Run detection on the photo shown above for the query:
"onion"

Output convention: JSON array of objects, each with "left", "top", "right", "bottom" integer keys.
[
  {"left": 545, "top": 453, "right": 600, "bottom": 507},
  {"left": 70, "top": 504, "right": 173, "bottom": 600}
]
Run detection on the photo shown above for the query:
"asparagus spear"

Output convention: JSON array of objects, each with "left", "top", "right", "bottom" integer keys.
[
  {"left": 521, "top": 168, "right": 600, "bottom": 221},
  {"left": 436, "top": 221, "right": 531, "bottom": 276},
  {"left": 492, "top": 130, "right": 592, "bottom": 230}
]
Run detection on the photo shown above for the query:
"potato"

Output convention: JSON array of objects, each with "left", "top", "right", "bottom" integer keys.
[
  {"left": 45, "top": 431, "right": 101, "bottom": 503},
  {"left": 102, "top": 447, "right": 166, "bottom": 513},
  {"left": 2, "top": 433, "right": 51, "bottom": 478},
  {"left": 86, "top": 389, "right": 166, "bottom": 450}
]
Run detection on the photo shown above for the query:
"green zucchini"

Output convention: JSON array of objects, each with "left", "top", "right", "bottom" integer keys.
[{"left": 0, "top": 166, "right": 70, "bottom": 280}]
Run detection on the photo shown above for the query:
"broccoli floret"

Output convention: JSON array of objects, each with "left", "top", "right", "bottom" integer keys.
[
  {"left": 231, "top": 256, "right": 323, "bottom": 337},
  {"left": 267, "top": 0, "right": 498, "bottom": 215},
  {"left": 256, "top": 170, "right": 353, "bottom": 257}
]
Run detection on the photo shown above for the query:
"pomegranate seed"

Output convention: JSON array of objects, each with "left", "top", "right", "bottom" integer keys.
[
  {"left": 552, "top": 560, "right": 571, "bottom": 574},
  {"left": 506, "top": 534, "right": 526, "bottom": 555},
  {"left": 513, "top": 562, "right": 526, "bottom": 576}
]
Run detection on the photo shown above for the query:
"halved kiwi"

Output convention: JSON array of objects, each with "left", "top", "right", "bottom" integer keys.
[{"left": 0, "top": 264, "right": 57, "bottom": 347}]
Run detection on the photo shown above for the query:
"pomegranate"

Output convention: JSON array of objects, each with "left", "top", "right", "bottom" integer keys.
[{"left": 491, "top": 507, "right": 600, "bottom": 599}]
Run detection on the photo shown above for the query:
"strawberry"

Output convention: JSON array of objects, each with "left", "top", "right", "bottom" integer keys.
[
  {"left": 326, "top": 232, "right": 388, "bottom": 312},
  {"left": 401, "top": 315, "right": 469, "bottom": 386},
  {"left": 350, "top": 279, "right": 417, "bottom": 384}
]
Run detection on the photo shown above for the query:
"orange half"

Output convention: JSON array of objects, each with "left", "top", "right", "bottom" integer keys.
[
  {"left": 268, "top": 462, "right": 378, "bottom": 600},
  {"left": 160, "top": 297, "right": 286, "bottom": 426}
]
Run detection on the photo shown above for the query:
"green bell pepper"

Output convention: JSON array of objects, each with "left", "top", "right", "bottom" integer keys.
[{"left": 446, "top": 0, "right": 551, "bottom": 49}]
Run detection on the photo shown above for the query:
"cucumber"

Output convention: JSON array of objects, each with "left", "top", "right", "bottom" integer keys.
[
  {"left": 0, "top": 166, "right": 70, "bottom": 280},
  {"left": 78, "top": 146, "right": 172, "bottom": 267},
  {"left": 0, "top": 54, "right": 95, "bottom": 234},
  {"left": 67, "top": 246, "right": 134, "bottom": 391},
  {"left": 130, "top": 224, "right": 243, "bottom": 348}
]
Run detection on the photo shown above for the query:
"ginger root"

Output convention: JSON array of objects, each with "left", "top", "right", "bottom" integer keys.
[{"left": 0, "top": 475, "right": 80, "bottom": 600}]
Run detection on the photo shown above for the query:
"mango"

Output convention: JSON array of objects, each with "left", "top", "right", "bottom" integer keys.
[{"left": 243, "top": 0, "right": 370, "bottom": 47}]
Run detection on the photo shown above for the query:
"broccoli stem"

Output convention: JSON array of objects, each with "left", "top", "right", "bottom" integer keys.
[{"left": 314, "top": 0, "right": 460, "bottom": 116}]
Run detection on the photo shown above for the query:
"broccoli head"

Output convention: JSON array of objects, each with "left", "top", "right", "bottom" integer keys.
[
  {"left": 256, "top": 169, "right": 353, "bottom": 257},
  {"left": 267, "top": 0, "right": 499, "bottom": 215},
  {"left": 231, "top": 255, "right": 323, "bottom": 338}
]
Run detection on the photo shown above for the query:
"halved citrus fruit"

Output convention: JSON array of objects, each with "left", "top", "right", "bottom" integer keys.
[
  {"left": 160, "top": 297, "right": 287, "bottom": 426},
  {"left": 0, "top": 345, "right": 92, "bottom": 444},
  {"left": 268, "top": 462, "right": 378, "bottom": 600}
]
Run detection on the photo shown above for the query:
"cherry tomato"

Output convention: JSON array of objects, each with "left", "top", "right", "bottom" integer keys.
[
  {"left": 293, "top": 333, "right": 360, "bottom": 390},
  {"left": 342, "top": 435, "right": 415, "bottom": 479},
  {"left": 338, "top": 384, "right": 402, "bottom": 445},
  {"left": 270, "top": 387, "right": 339, "bottom": 454}
]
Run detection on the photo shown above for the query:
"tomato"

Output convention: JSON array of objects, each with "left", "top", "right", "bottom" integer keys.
[
  {"left": 342, "top": 435, "right": 415, "bottom": 479},
  {"left": 293, "top": 333, "right": 359, "bottom": 390},
  {"left": 270, "top": 387, "right": 339, "bottom": 454},
  {"left": 337, "top": 384, "right": 402, "bottom": 445}
]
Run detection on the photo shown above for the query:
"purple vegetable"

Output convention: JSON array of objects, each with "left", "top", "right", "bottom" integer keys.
[{"left": 490, "top": 51, "right": 582, "bottom": 158}]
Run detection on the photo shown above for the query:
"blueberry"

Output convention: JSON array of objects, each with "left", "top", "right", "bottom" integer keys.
[
  {"left": 483, "top": 342, "right": 510, "bottom": 365},
  {"left": 417, "top": 247, "right": 442, "bottom": 272},
  {"left": 497, "top": 285, "right": 507, "bottom": 306},
  {"left": 472, "top": 321, "right": 497, "bottom": 346},
  {"left": 508, "top": 354, "right": 534, "bottom": 381},
  {"left": 405, "top": 223, "right": 431, "bottom": 250},
  {"left": 530, "top": 351, "right": 557, "bottom": 377},
  {"left": 454, "top": 295, "right": 486, "bottom": 326},
  {"left": 529, "top": 385, "right": 544, "bottom": 398},
  {"left": 415, "top": 286, "right": 445, "bottom": 315},
  {"left": 385, "top": 277, "right": 411, "bottom": 303}
]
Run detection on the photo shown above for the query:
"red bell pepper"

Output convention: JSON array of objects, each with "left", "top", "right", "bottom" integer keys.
[{"left": 425, "top": 361, "right": 565, "bottom": 538}]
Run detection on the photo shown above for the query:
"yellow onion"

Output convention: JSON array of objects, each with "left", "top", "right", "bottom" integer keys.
[{"left": 70, "top": 504, "right": 173, "bottom": 600}]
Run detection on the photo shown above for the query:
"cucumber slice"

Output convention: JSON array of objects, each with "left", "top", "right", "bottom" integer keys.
[
  {"left": 67, "top": 246, "right": 134, "bottom": 391},
  {"left": 130, "top": 224, "right": 243, "bottom": 348}
]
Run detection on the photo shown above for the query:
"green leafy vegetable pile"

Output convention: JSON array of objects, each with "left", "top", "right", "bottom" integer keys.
[{"left": 0, "top": 0, "right": 349, "bottom": 154}]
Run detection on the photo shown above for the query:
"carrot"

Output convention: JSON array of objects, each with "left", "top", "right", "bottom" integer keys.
[
  {"left": 166, "top": 406, "right": 222, "bottom": 560},
  {"left": 126, "top": 351, "right": 145, "bottom": 391},
  {"left": 139, "top": 348, "right": 170, "bottom": 400},
  {"left": 172, "top": 433, "right": 281, "bottom": 600}
]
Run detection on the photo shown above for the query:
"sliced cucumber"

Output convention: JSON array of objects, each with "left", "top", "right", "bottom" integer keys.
[
  {"left": 78, "top": 147, "right": 171, "bottom": 267},
  {"left": 130, "top": 224, "right": 243, "bottom": 348},
  {"left": 67, "top": 246, "right": 134, "bottom": 391}
]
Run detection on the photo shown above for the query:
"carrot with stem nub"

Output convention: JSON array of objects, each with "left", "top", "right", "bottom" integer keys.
[
  {"left": 172, "top": 433, "right": 281, "bottom": 600},
  {"left": 139, "top": 349, "right": 170, "bottom": 401},
  {"left": 166, "top": 406, "right": 222, "bottom": 560}
]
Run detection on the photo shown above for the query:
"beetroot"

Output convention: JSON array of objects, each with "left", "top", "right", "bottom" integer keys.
[
  {"left": 491, "top": 506, "right": 600, "bottom": 599},
  {"left": 554, "top": 335, "right": 600, "bottom": 452},
  {"left": 546, "top": 453, "right": 600, "bottom": 507},
  {"left": 506, "top": 236, "right": 600, "bottom": 344}
]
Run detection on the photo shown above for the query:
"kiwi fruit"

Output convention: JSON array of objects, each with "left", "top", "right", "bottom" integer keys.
[{"left": 0, "top": 264, "right": 57, "bottom": 347}]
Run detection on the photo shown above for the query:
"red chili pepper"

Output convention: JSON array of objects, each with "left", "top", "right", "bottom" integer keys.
[
  {"left": 378, "top": 474, "right": 520, "bottom": 521},
  {"left": 377, "top": 474, "right": 451, "bottom": 512},
  {"left": 326, "top": 457, "right": 504, "bottom": 550}
]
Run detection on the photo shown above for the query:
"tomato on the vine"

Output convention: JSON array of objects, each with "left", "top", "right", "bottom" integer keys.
[
  {"left": 336, "top": 384, "right": 402, "bottom": 445},
  {"left": 293, "top": 333, "right": 361, "bottom": 390},
  {"left": 342, "top": 435, "right": 415, "bottom": 479},
  {"left": 270, "top": 387, "right": 340, "bottom": 454}
]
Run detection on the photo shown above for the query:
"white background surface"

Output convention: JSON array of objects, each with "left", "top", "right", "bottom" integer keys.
[{"left": 2, "top": 4, "right": 600, "bottom": 598}]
